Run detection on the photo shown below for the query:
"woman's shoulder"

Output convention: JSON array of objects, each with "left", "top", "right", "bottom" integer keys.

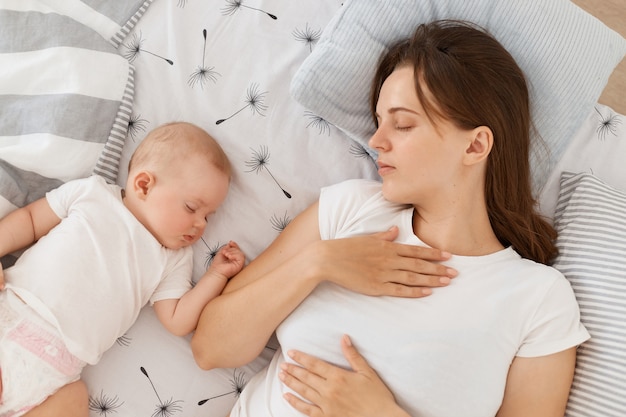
[{"left": 505, "top": 251, "right": 570, "bottom": 293}]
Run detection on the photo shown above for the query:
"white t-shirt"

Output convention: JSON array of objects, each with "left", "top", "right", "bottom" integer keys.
[
  {"left": 6, "top": 175, "right": 192, "bottom": 364},
  {"left": 232, "top": 179, "right": 590, "bottom": 417}
]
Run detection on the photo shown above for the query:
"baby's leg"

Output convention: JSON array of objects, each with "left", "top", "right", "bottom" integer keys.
[
  {"left": 23, "top": 380, "right": 89, "bottom": 417},
  {"left": 0, "top": 290, "right": 85, "bottom": 416}
]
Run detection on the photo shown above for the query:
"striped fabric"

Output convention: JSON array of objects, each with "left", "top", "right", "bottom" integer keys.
[
  {"left": 553, "top": 172, "right": 626, "bottom": 417},
  {"left": 39, "top": 0, "right": 156, "bottom": 48},
  {"left": 0, "top": 0, "right": 148, "bottom": 218}
]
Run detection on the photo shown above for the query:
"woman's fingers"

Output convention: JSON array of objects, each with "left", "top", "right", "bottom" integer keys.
[
  {"left": 340, "top": 335, "right": 371, "bottom": 373},
  {"left": 279, "top": 365, "right": 322, "bottom": 404},
  {"left": 282, "top": 391, "right": 320, "bottom": 416},
  {"left": 286, "top": 349, "right": 334, "bottom": 379},
  {"left": 316, "top": 227, "right": 458, "bottom": 297}
]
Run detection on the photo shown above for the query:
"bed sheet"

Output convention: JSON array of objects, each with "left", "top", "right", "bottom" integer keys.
[{"left": 81, "top": 1, "right": 378, "bottom": 416}]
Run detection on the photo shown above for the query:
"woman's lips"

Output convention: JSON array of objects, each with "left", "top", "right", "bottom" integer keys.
[{"left": 377, "top": 161, "right": 394, "bottom": 176}]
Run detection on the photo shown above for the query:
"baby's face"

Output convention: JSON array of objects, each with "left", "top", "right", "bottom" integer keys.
[{"left": 141, "top": 157, "right": 229, "bottom": 250}]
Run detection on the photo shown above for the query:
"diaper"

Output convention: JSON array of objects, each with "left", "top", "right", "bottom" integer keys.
[{"left": 0, "top": 290, "right": 85, "bottom": 417}]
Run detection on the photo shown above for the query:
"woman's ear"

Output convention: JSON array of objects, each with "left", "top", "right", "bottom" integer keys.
[
  {"left": 463, "top": 126, "right": 493, "bottom": 165},
  {"left": 131, "top": 171, "right": 155, "bottom": 200}
]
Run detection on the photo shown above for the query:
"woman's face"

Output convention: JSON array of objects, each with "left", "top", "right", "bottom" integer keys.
[{"left": 368, "top": 65, "right": 471, "bottom": 206}]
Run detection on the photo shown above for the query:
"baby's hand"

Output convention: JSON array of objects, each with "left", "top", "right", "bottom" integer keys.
[{"left": 210, "top": 241, "right": 245, "bottom": 279}]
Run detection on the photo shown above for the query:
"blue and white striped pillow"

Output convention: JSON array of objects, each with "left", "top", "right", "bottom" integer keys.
[{"left": 553, "top": 172, "right": 626, "bottom": 417}]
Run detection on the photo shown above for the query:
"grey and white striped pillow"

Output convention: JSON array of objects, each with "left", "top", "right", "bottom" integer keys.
[
  {"left": 0, "top": 1, "right": 150, "bottom": 219},
  {"left": 553, "top": 172, "right": 626, "bottom": 417}
]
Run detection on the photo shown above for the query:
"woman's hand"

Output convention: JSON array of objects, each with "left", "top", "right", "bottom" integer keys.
[
  {"left": 279, "top": 335, "right": 411, "bottom": 417},
  {"left": 313, "top": 226, "right": 457, "bottom": 298}
]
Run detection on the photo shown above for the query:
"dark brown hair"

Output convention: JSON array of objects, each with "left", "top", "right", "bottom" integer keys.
[{"left": 370, "top": 20, "right": 557, "bottom": 264}]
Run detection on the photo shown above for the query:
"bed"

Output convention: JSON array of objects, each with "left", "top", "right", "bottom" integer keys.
[{"left": 1, "top": 0, "right": 625, "bottom": 416}]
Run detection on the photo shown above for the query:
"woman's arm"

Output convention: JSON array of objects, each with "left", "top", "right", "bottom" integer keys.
[
  {"left": 191, "top": 202, "right": 456, "bottom": 370},
  {"left": 496, "top": 348, "right": 577, "bottom": 417},
  {"left": 191, "top": 202, "right": 329, "bottom": 369}
]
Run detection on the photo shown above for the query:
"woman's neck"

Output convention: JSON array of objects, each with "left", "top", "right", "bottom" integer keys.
[{"left": 412, "top": 203, "right": 504, "bottom": 257}]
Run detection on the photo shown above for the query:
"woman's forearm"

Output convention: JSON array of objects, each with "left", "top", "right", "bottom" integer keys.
[
  {"left": 191, "top": 245, "right": 323, "bottom": 369},
  {"left": 191, "top": 203, "right": 323, "bottom": 369}
]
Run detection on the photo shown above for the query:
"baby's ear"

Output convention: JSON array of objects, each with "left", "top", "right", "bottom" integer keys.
[
  {"left": 463, "top": 126, "right": 493, "bottom": 165},
  {"left": 132, "top": 171, "right": 155, "bottom": 199}
]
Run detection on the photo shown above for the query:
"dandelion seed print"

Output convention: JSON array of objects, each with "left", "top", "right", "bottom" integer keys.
[
  {"left": 304, "top": 111, "right": 331, "bottom": 136},
  {"left": 595, "top": 106, "right": 622, "bottom": 141},
  {"left": 127, "top": 114, "right": 148, "bottom": 141},
  {"left": 140, "top": 366, "right": 183, "bottom": 417},
  {"left": 293, "top": 24, "right": 322, "bottom": 52},
  {"left": 216, "top": 83, "right": 268, "bottom": 125},
  {"left": 221, "top": 0, "right": 277, "bottom": 20},
  {"left": 115, "top": 333, "right": 132, "bottom": 347},
  {"left": 200, "top": 237, "right": 221, "bottom": 269},
  {"left": 89, "top": 391, "right": 124, "bottom": 417},
  {"left": 197, "top": 369, "right": 247, "bottom": 405},
  {"left": 189, "top": 29, "right": 220, "bottom": 89},
  {"left": 349, "top": 143, "right": 377, "bottom": 170},
  {"left": 122, "top": 32, "right": 174, "bottom": 65},
  {"left": 245, "top": 146, "right": 292, "bottom": 199},
  {"left": 270, "top": 212, "right": 291, "bottom": 232},
  {"left": 177, "top": 0, "right": 187, "bottom": 7}
]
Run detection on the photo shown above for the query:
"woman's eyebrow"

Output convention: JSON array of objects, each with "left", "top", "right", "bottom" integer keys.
[{"left": 376, "top": 107, "right": 421, "bottom": 118}]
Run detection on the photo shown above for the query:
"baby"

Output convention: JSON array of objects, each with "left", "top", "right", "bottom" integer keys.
[{"left": 0, "top": 122, "right": 244, "bottom": 416}]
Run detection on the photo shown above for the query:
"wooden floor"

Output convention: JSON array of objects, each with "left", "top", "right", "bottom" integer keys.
[{"left": 572, "top": 0, "right": 626, "bottom": 114}]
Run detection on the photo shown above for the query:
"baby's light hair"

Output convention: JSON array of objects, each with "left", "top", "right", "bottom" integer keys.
[{"left": 128, "top": 122, "right": 231, "bottom": 178}]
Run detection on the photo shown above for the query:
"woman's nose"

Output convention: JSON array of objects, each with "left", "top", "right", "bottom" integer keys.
[{"left": 368, "top": 126, "right": 387, "bottom": 150}]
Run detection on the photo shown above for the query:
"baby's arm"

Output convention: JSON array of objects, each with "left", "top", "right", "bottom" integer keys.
[
  {"left": 154, "top": 241, "right": 245, "bottom": 336},
  {"left": 0, "top": 198, "right": 61, "bottom": 289}
]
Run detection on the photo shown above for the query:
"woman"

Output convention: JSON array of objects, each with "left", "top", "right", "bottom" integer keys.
[{"left": 192, "top": 20, "right": 589, "bottom": 417}]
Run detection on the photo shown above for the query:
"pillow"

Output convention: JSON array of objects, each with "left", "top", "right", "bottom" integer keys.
[
  {"left": 552, "top": 172, "right": 626, "bottom": 416},
  {"left": 39, "top": 0, "right": 154, "bottom": 47},
  {"left": 290, "top": 0, "right": 626, "bottom": 194},
  {"left": 0, "top": 1, "right": 136, "bottom": 220},
  {"left": 538, "top": 103, "right": 626, "bottom": 220}
]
